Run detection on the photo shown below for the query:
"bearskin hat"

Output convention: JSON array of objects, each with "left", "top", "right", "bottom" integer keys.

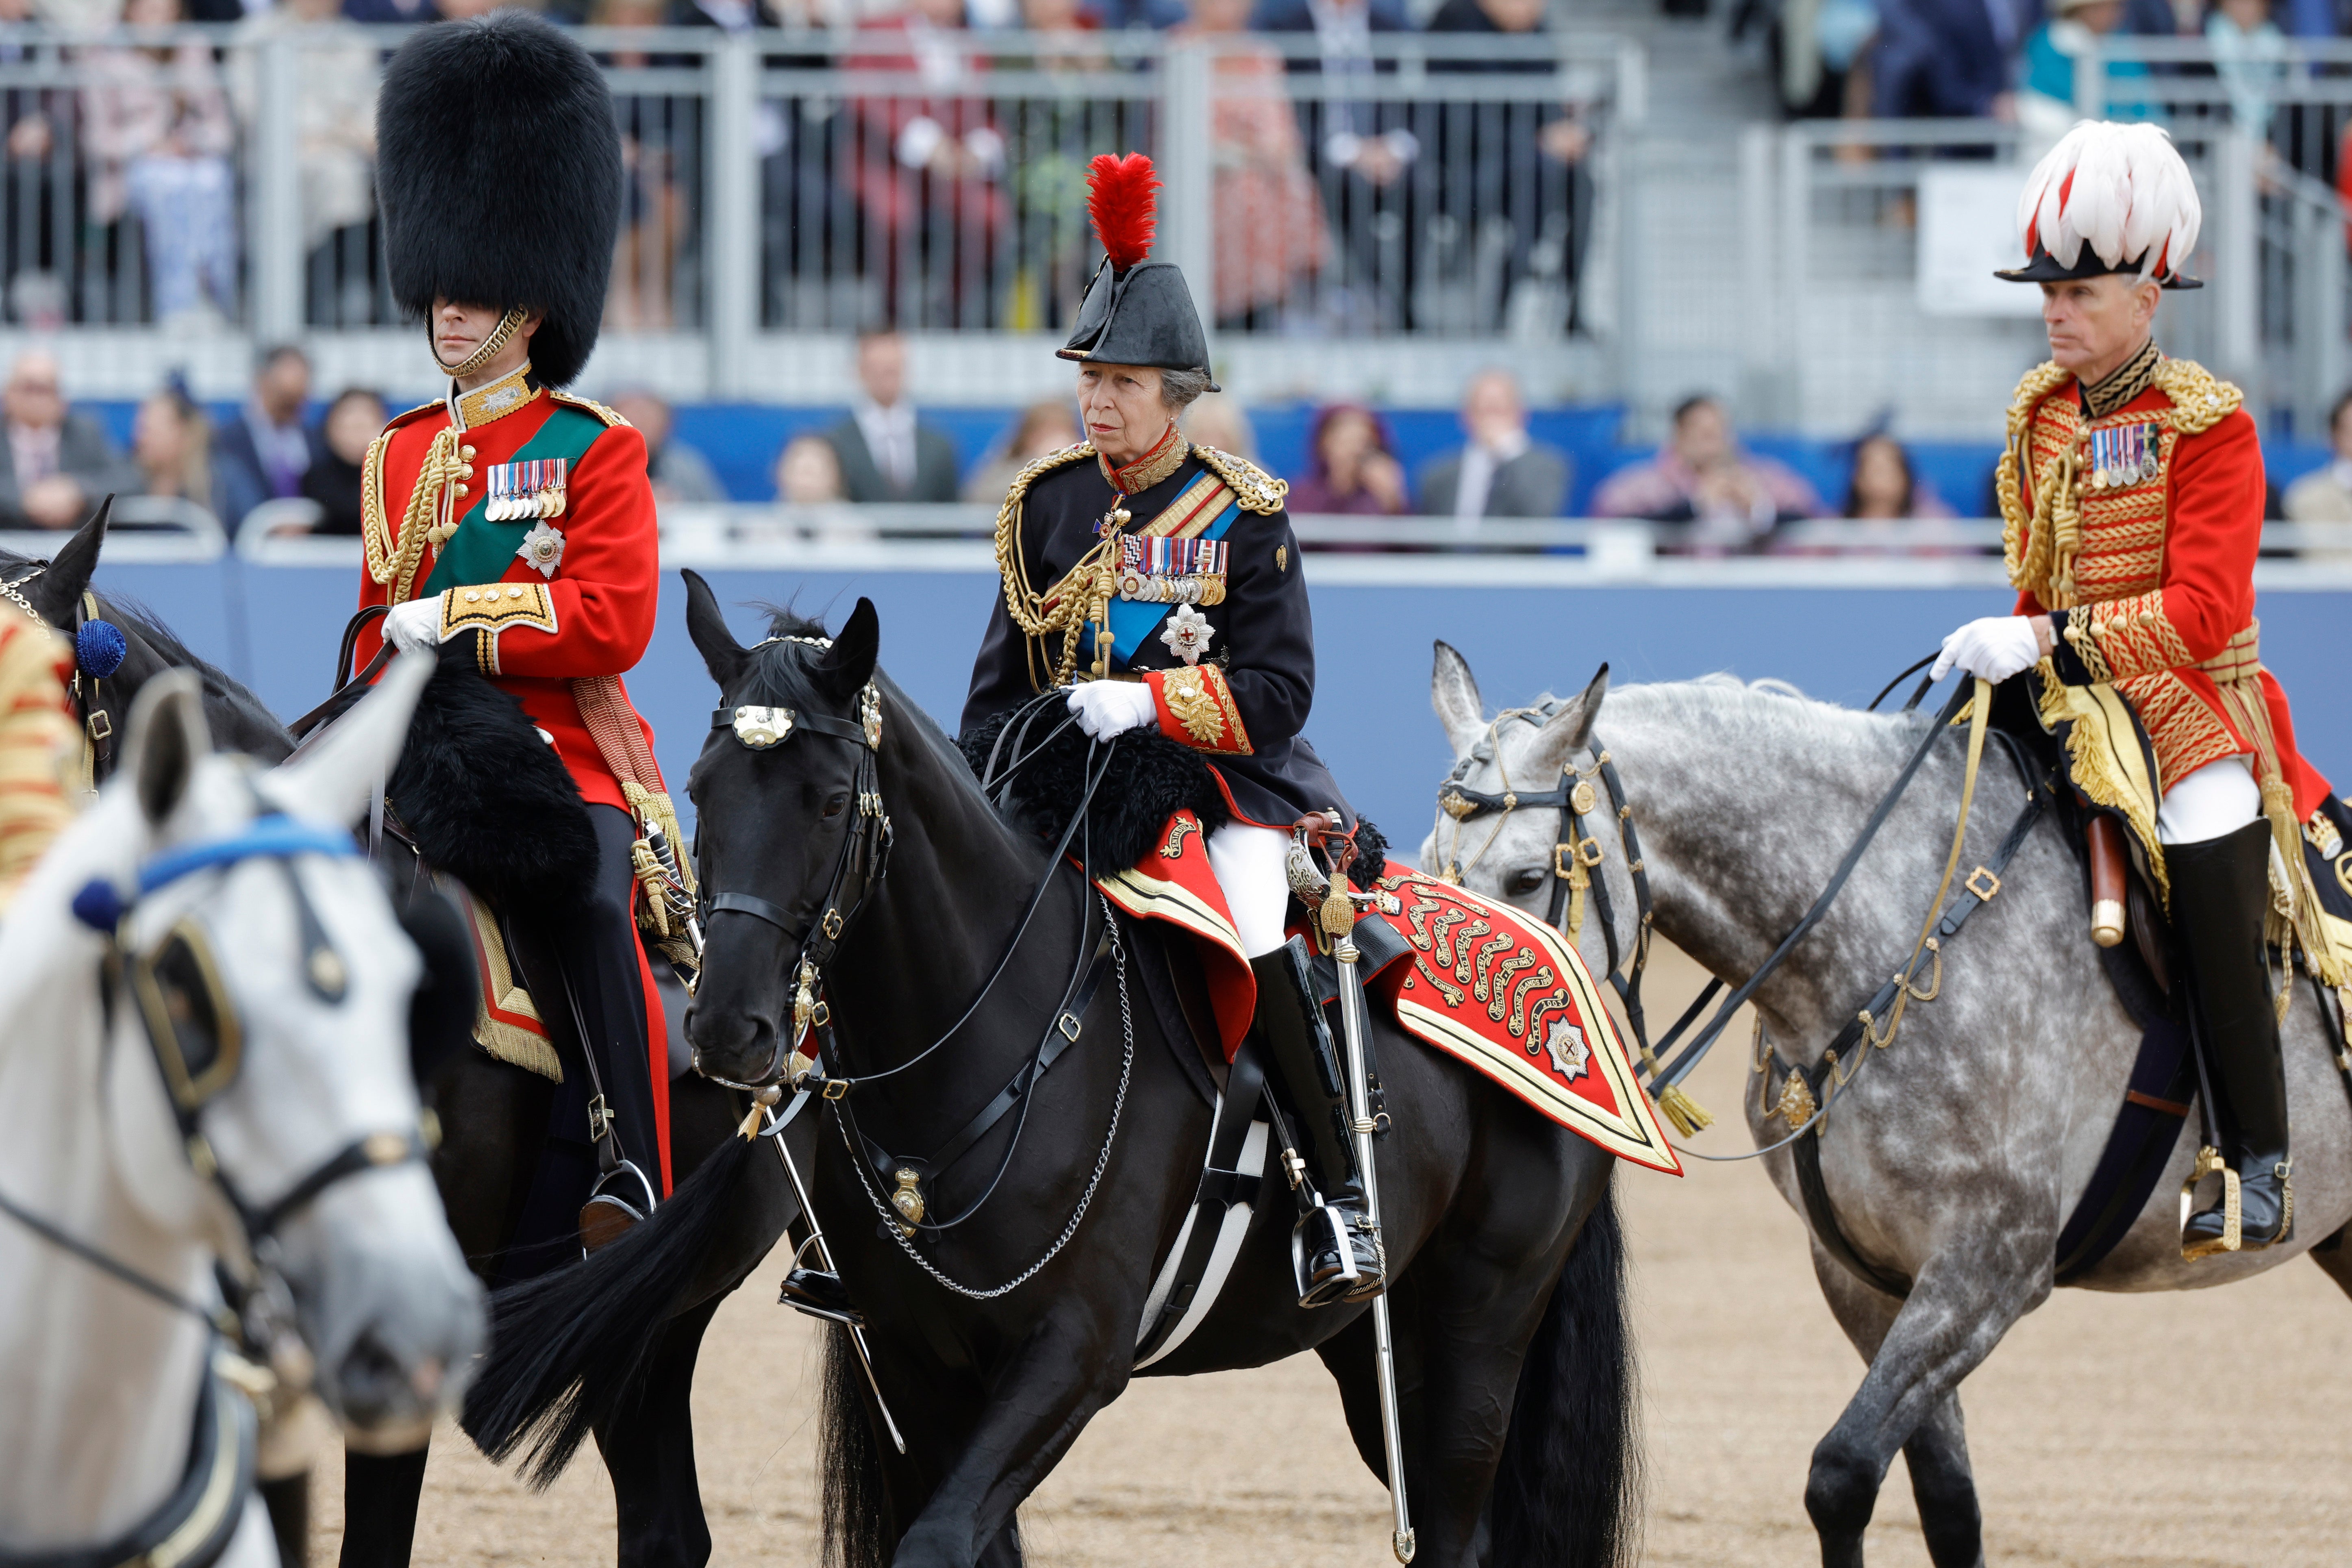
[
  {"left": 1996, "top": 121, "right": 2204, "bottom": 291},
  {"left": 1056, "top": 153, "right": 1218, "bottom": 388},
  {"left": 376, "top": 11, "right": 622, "bottom": 386}
]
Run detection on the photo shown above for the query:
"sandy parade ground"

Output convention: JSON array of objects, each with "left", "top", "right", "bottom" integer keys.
[{"left": 304, "top": 949, "right": 2352, "bottom": 1566}]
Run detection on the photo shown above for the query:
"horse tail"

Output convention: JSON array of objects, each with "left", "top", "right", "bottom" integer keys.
[
  {"left": 820, "top": 1324, "right": 896, "bottom": 1568},
  {"left": 461, "top": 1134, "right": 760, "bottom": 1488},
  {"left": 1489, "top": 1169, "right": 1643, "bottom": 1568}
]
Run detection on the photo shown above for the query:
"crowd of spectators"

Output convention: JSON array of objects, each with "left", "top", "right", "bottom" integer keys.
[{"left": 0, "top": 0, "right": 1596, "bottom": 337}]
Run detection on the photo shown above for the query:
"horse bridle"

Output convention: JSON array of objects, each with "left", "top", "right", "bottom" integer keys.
[
  {"left": 0, "top": 565, "right": 130, "bottom": 781},
  {"left": 0, "top": 802, "right": 426, "bottom": 1367},
  {"left": 1435, "top": 707, "right": 1663, "bottom": 1071},
  {"left": 692, "top": 651, "right": 894, "bottom": 1092}
]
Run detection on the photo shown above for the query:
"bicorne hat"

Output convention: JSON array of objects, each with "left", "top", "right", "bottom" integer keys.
[
  {"left": 376, "top": 11, "right": 623, "bottom": 386},
  {"left": 1056, "top": 154, "right": 1219, "bottom": 390},
  {"left": 1995, "top": 120, "right": 2204, "bottom": 290}
]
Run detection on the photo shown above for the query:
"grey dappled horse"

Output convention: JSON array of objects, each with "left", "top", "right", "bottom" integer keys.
[{"left": 1425, "top": 646, "right": 2352, "bottom": 1568}]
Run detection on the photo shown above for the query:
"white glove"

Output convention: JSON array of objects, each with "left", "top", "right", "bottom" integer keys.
[
  {"left": 1066, "top": 680, "right": 1159, "bottom": 739},
  {"left": 384, "top": 596, "right": 445, "bottom": 656},
  {"left": 1930, "top": 615, "right": 2041, "bottom": 684}
]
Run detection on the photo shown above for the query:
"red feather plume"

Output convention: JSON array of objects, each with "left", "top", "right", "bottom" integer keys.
[{"left": 1087, "top": 152, "right": 1159, "bottom": 271}]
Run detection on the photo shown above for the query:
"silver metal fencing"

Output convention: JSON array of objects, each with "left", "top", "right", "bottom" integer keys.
[{"left": 0, "top": 23, "right": 1636, "bottom": 376}]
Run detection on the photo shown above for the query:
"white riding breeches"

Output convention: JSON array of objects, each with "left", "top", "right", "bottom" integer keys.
[
  {"left": 1206, "top": 821, "right": 1291, "bottom": 958},
  {"left": 2157, "top": 755, "right": 2261, "bottom": 845}
]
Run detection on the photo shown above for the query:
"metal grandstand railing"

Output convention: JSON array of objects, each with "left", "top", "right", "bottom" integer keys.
[{"left": 0, "top": 23, "right": 1636, "bottom": 388}]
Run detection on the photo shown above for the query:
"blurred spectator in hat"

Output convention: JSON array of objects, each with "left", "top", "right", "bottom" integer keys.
[
  {"left": 777, "top": 433, "right": 848, "bottom": 505},
  {"left": 214, "top": 345, "right": 325, "bottom": 537},
  {"left": 2283, "top": 392, "right": 2352, "bottom": 523},
  {"left": 129, "top": 382, "right": 222, "bottom": 519},
  {"left": 82, "top": 0, "right": 238, "bottom": 330},
  {"left": 2017, "top": 0, "right": 2153, "bottom": 152},
  {"left": 1593, "top": 394, "right": 1826, "bottom": 550},
  {"left": 963, "top": 396, "right": 1080, "bottom": 503},
  {"left": 1416, "top": 369, "right": 1570, "bottom": 520},
  {"left": 296, "top": 387, "right": 387, "bottom": 537},
  {"left": 2205, "top": 0, "right": 2287, "bottom": 139},
  {"left": 1182, "top": 391, "right": 1257, "bottom": 461},
  {"left": 1289, "top": 402, "right": 1406, "bottom": 515},
  {"left": 1181, "top": 0, "right": 1329, "bottom": 331},
  {"left": 824, "top": 329, "right": 962, "bottom": 502},
  {"left": 609, "top": 388, "right": 726, "bottom": 506},
  {"left": 230, "top": 0, "right": 380, "bottom": 324},
  {"left": 0, "top": 350, "right": 137, "bottom": 531}
]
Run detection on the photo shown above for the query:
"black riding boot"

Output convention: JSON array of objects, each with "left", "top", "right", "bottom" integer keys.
[
  {"left": 1253, "top": 938, "right": 1385, "bottom": 1308},
  {"left": 2177, "top": 819, "right": 2293, "bottom": 1254}
]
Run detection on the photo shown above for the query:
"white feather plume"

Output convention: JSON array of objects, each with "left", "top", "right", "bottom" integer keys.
[{"left": 2014, "top": 120, "right": 2200, "bottom": 280}]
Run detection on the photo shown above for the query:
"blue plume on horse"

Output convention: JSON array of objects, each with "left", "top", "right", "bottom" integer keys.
[
  {"left": 70, "top": 878, "right": 124, "bottom": 932},
  {"left": 76, "top": 618, "right": 126, "bottom": 679}
]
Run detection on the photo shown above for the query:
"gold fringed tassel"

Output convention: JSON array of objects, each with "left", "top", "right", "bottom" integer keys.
[{"left": 1656, "top": 1082, "right": 1713, "bottom": 1138}]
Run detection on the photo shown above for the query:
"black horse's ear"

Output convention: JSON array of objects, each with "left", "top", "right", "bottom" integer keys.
[
  {"left": 681, "top": 568, "right": 747, "bottom": 688},
  {"left": 816, "top": 598, "right": 879, "bottom": 699},
  {"left": 23, "top": 494, "right": 110, "bottom": 627}
]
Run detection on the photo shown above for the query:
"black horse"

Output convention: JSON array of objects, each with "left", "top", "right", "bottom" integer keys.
[
  {"left": 537, "top": 579, "right": 1640, "bottom": 1566},
  {"left": 2, "top": 506, "right": 784, "bottom": 1568}
]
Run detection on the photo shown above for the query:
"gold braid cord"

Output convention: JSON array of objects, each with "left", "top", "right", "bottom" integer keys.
[
  {"left": 1999, "top": 361, "right": 2077, "bottom": 596},
  {"left": 1189, "top": 445, "right": 1289, "bottom": 514},
  {"left": 0, "top": 622, "right": 76, "bottom": 912},
  {"left": 361, "top": 420, "right": 471, "bottom": 605},
  {"left": 993, "top": 441, "right": 1122, "bottom": 687}
]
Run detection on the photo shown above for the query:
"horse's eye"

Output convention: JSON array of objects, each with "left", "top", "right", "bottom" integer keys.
[
  {"left": 822, "top": 791, "right": 850, "bottom": 819},
  {"left": 1506, "top": 867, "right": 1548, "bottom": 896}
]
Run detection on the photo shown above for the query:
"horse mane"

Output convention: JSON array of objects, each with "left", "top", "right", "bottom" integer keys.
[
  {"left": 737, "top": 608, "right": 990, "bottom": 804},
  {"left": 1607, "top": 673, "right": 1931, "bottom": 750}
]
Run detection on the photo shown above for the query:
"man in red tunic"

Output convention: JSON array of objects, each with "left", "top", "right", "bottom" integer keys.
[
  {"left": 1932, "top": 121, "right": 2333, "bottom": 1254},
  {"left": 356, "top": 13, "right": 682, "bottom": 1259}
]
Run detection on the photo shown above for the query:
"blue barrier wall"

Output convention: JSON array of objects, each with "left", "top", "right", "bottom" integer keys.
[{"left": 93, "top": 561, "right": 2352, "bottom": 848}]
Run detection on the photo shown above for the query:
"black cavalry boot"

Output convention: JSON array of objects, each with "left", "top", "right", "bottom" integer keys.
[
  {"left": 1252, "top": 937, "right": 1385, "bottom": 1308},
  {"left": 2177, "top": 819, "right": 2294, "bottom": 1255}
]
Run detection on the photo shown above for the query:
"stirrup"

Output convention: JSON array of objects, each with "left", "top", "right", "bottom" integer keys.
[
  {"left": 580, "top": 1159, "right": 657, "bottom": 1255},
  {"left": 1291, "top": 1205, "right": 1384, "bottom": 1309},
  {"left": 778, "top": 1237, "right": 863, "bottom": 1327},
  {"left": 2180, "top": 1145, "right": 2242, "bottom": 1259}
]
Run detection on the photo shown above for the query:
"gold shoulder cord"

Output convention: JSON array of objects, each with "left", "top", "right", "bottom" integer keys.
[
  {"left": 2150, "top": 358, "right": 2243, "bottom": 436},
  {"left": 1189, "top": 445, "right": 1289, "bottom": 515},
  {"left": 361, "top": 409, "right": 472, "bottom": 605},
  {"left": 1997, "top": 360, "right": 2074, "bottom": 595},
  {"left": 992, "top": 442, "right": 1121, "bottom": 688}
]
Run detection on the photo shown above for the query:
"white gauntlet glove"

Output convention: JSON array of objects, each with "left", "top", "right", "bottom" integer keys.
[
  {"left": 384, "top": 596, "right": 444, "bottom": 656},
  {"left": 1066, "top": 680, "right": 1159, "bottom": 739},
  {"left": 1929, "top": 615, "right": 2040, "bottom": 684}
]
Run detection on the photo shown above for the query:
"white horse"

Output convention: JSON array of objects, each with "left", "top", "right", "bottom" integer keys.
[
  {"left": 1425, "top": 645, "right": 2352, "bottom": 1568},
  {"left": 0, "top": 658, "right": 484, "bottom": 1563}
]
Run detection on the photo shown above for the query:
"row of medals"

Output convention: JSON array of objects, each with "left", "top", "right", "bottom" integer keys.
[{"left": 2085, "top": 424, "right": 2159, "bottom": 491}]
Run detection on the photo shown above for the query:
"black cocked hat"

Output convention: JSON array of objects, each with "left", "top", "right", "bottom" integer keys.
[
  {"left": 376, "top": 11, "right": 622, "bottom": 387},
  {"left": 1055, "top": 153, "right": 1219, "bottom": 390}
]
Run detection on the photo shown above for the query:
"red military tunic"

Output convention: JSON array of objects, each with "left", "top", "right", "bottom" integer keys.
[
  {"left": 354, "top": 363, "right": 672, "bottom": 1184},
  {"left": 2001, "top": 349, "right": 2331, "bottom": 820},
  {"left": 353, "top": 367, "right": 661, "bottom": 812}
]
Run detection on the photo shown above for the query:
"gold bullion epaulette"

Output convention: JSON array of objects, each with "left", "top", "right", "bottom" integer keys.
[
  {"left": 2149, "top": 358, "right": 2242, "bottom": 435},
  {"left": 551, "top": 390, "right": 631, "bottom": 428},
  {"left": 1191, "top": 445, "right": 1287, "bottom": 515}
]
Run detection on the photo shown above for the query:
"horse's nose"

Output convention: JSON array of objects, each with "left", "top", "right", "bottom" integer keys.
[{"left": 685, "top": 1000, "right": 774, "bottom": 1082}]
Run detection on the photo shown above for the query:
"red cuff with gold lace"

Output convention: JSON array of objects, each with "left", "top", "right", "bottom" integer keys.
[{"left": 1144, "top": 663, "right": 1252, "bottom": 755}]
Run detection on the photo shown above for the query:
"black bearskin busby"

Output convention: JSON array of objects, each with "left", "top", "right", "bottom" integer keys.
[
  {"left": 1056, "top": 152, "right": 1218, "bottom": 387},
  {"left": 376, "top": 11, "right": 622, "bottom": 387}
]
